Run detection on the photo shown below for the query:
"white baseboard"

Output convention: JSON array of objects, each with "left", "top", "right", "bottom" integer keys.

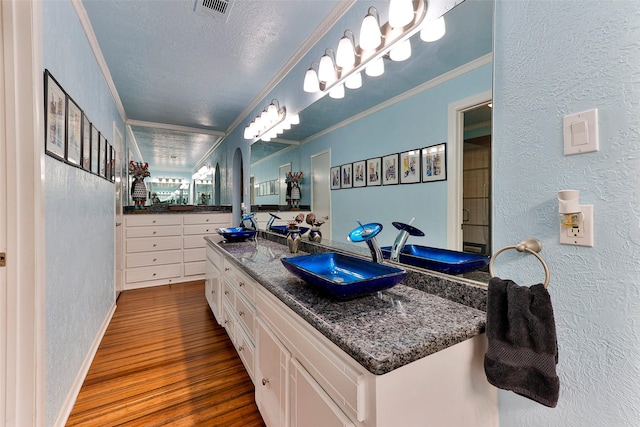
[{"left": 53, "top": 302, "right": 117, "bottom": 427}]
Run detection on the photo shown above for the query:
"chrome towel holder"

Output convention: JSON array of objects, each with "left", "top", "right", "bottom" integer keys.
[{"left": 489, "top": 238, "right": 551, "bottom": 288}]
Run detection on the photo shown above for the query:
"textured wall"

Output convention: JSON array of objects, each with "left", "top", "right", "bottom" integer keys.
[
  {"left": 493, "top": 1, "right": 640, "bottom": 425},
  {"left": 43, "top": 1, "right": 124, "bottom": 425}
]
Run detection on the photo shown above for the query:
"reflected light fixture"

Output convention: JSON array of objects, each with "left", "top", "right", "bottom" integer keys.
[
  {"left": 303, "top": 0, "right": 451, "bottom": 99},
  {"left": 244, "top": 99, "right": 300, "bottom": 142},
  {"left": 420, "top": 15, "right": 446, "bottom": 42}
]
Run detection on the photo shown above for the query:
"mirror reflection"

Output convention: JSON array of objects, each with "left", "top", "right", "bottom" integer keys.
[{"left": 249, "top": 0, "right": 494, "bottom": 284}]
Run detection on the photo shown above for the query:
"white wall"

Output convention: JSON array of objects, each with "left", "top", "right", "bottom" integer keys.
[{"left": 493, "top": 1, "right": 640, "bottom": 425}]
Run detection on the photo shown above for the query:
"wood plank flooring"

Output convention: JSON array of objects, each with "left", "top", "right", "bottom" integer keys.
[{"left": 66, "top": 281, "right": 265, "bottom": 427}]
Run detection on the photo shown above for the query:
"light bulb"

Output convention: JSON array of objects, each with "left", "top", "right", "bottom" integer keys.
[
  {"left": 365, "top": 57, "right": 384, "bottom": 77},
  {"left": 390, "top": 38, "right": 411, "bottom": 61},
  {"left": 345, "top": 71, "right": 362, "bottom": 89},
  {"left": 336, "top": 35, "right": 356, "bottom": 68},
  {"left": 267, "top": 103, "right": 278, "bottom": 121},
  {"left": 420, "top": 16, "right": 446, "bottom": 42},
  {"left": 360, "top": 12, "right": 382, "bottom": 50},
  {"left": 329, "top": 83, "right": 345, "bottom": 99},
  {"left": 318, "top": 53, "right": 336, "bottom": 84},
  {"left": 289, "top": 113, "right": 300, "bottom": 125},
  {"left": 389, "top": 0, "right": 415, "bottom": 28},
  {"left": 303, "top": 67, "right": 320, "bottom": 93}
]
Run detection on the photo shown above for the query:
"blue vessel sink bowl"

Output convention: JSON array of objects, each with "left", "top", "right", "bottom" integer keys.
[
  {"left": 380, "top": 245, "right": 490, "bottom": 275},
  {"left": 281, "top": 252, "right": 407, "bottom": 300},
  {"left": 216, "top": 227, "right": 257, "bottom": 242},
  {"left": 269, "top": 225, "right": 310, "bottom": 235}
]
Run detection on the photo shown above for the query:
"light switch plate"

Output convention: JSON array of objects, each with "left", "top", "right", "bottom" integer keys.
[
  {"left": 560, "top": 204, "right": 594, "bottom": 247},
  {"left": 563, "top": 109, "right": 599, "bottom": 155}
]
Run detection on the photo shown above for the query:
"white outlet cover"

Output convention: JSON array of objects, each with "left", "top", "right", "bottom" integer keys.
[
  {"left": 563, "top": 109, "right": 599, "bottom": 155},
  {"left": 560, "top": 205, "right": 594, "bottom": 247}
]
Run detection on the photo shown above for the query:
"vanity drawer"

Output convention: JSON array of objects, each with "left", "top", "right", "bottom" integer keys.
[
  {"left": 183, "top": 235, "right": 208, "bottom": 249},
  {"left": 183, "top": 213, "right": 231, "bottom": 225},
  {"left": 235, "top": 292, "right": 256, "bottom": 341},
  {"left": 126, "top": 237, "right": 182, "bottom": 253},
  {"left": 184, "top": 224, "right": 217, "bottom": 235},
  {"left": 235, "top": 323, "right": 256, "bottom": 381},
  {"left": 126, "top": 225, "right": 182, "bottom": 238},
  {"left": 184, "top": 248, "right": 205, "bottom": 263},
  {"left": 184, "top": 261, "right": 206, "bottom": 277},
  {"left": 126, "top": 250, "right": 181, "bottom": 268},
  {"left": 235, "top": 269, "right": 256, "bottom": 302},
  {"left": 126, "top": 215, "right": 181, "bottom": 227},
  {"left": 223, "top": 278, "right": 236, "bottom": 307},
  {"left": 126, "top": 264, "right": 182, "bottom": 283}
]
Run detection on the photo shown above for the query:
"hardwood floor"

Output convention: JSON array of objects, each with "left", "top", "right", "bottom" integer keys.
[{"left": 66, "top": 281, "right": 265, "bottom": 427}]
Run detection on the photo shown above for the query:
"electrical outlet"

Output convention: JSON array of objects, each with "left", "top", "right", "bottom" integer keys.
[{"left": 560, "top": 205, "right": 594, "bottom": 247}]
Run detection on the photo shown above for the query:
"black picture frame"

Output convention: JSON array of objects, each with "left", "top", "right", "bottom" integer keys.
[
  {"left": 81, "top": 113, "right": 91, "bottom": 171},
  {"left": 111, "top": 146, "right": 116, "bottom": 182},
  {"left": 99, "top": 133, "right": 107, "bottom": 177},
  {"left": 341, "top": 163, "right": 353, "bottom": 189},
  {"left": 44, "top": 70, "right": 66, "bottom": 160},
  {"left": 422, "top": 143, "right": 447, "bottom": 183},
  {"left": 330, "top": 166, "right": 341, "bottom": 190},
  {"left": 382, "top": 153, "right": 399, "bottom": 185},
  {"left": 366, "top": 157, "right": 381, "bottom": 186},
  {"left": 399, "top": 149, "right": 421, "bottom": 184},
  {"left": 91, "top": 127, "right": 100, "bottom": 175},
  {"left": 65, "top": 96, "right": 82, "bottom": 166},
  {"left": 353, "top": 160, "right": 366, "bottom": 188}
]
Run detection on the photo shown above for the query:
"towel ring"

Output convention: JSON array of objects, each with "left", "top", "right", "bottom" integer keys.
[{"left": 489, "top": 238, "right": 550, "bottom": 288}]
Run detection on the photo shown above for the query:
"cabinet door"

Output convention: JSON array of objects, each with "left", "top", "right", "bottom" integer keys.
[
  {"left": 205, "top": 258, "right": 222, "bottom": 323},
  {"left": 256, "top": 319, "right": 290, "bottom": 427},
  {"left": 290, "top": 359, "right": 355, "bottom": 427}
]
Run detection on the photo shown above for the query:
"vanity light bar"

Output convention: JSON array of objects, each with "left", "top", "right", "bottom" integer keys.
[
  {"left": 244, "top": 99, "right": 300, "bottom": 143},
  {"left": 303, "top": 0, "right": 450, "bottom": 96}
]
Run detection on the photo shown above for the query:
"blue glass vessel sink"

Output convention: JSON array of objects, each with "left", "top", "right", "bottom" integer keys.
[
  {"left": 269, "top": 225, "right": 309, "bottom": 235},
  {"left": 281, "top": 252, "right": 407, "bottom": 300},
  {"left": 216, "top": 227, "right": 257, "bottom": 242},
  {"left": 380, "top": 245, "right": 490, "bottom": 275}
]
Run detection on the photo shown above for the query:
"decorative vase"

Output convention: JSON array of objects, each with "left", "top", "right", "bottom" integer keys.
[
  {"left": 287, "top": 228, "right": 302, "bottom": 253},
  {"left": 308, "top": 227, "right": 322, "bottom": 243}
]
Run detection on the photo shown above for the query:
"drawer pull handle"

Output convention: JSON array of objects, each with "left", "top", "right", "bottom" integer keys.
[
  {"left": 224, "top": 320, "right": 228, "bottom": 324},
  {"left": 224, "top": 267, "right": 230, "bottom": 271},
  {"left": 239, "top": 311, "right": 244, "bottom": 316},
  {"left": 153, "top": 231, "right": 157, "bottom": 235},
  {"left": 238, "top": 345, "right": 244, "bottom": 352},
  {"left": 153, "top": 273, "right": 156, "bottom": 276},
  {"left": 262, "top": 378, "right": 269, "bottom": 386},
  {"left": 224, "top": 291, "right": 229, "bottom": 295},
  {"left": 153, "top": 220, "right": 156, "bottom": 223},
  {"left": 153, "top": 244, "right": 157, "bottom": 247},
  {"left": 239, "top": 282, "right": 244, "bottom": 287},
  {"left": 153, "top": 258, "right": 157, "bottom": 262}
]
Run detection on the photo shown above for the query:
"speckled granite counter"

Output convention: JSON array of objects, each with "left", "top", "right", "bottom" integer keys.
[{"left": 206, "top": 236, "right": 487, "bottom": 375}]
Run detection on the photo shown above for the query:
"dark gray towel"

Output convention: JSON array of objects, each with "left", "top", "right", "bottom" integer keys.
[{"left": 484, "top": 277, "right": 559, "bottom": 407}]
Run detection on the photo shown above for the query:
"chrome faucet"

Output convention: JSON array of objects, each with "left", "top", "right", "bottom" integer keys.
[
  {"left": 240, "top": 213, "right": 258, "bottom": 230},
  {"left": 348, "top": 221, "right": 384, "bottom": 263},
  {"left": 390, "top": 219, "right": 425, "bottom": 262}
]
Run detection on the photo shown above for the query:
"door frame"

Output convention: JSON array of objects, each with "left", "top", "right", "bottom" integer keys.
[
  {"left": 447, "top": 90, "right": 492, "bottom": 251},
  {"left": 114, "top": 124, "right": 124, "bottom": 297},
  {"left": 1, "top": 0, "right": 46, "bottom": 424}
]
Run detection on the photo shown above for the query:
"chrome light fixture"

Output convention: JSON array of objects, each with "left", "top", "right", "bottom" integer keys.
[
  {"left": 244, "top": 99, "right": 299, "bottom": 142},
  {"left": 302, "top": 0, "right": 449, "bottom": 99}
]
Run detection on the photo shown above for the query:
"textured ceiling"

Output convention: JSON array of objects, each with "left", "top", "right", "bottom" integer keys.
[{"left": 82, "top": 0, "right": 493, "bottom": 174}]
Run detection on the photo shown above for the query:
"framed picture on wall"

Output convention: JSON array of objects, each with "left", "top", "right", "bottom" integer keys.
[
  {"left": 105, "top": 143, "right": 112, "bottom": 180},
  {"left": 99, "top": 134, "right": 107, "bottom": 177},
  {"left": 366, "top": 157, "right": 381, "bottom": 186},
  {"left": 422, "top": 143, "right": 447, "bottom": 182},
  {"left": 399, "top": 149, "right": 421, "bottom": 184},
  {"left": 341, "top": 163, "right": 353, "bottom": 189},
  {"left": 111, "top": 146, "right": 116, "bottom": 182},
  {"left": 353, "top": 160, "right": 366, "bottom": 188},
  {"left": 82, "top": 114, "right": 91, "bottom": 171},
  {"left": 44, "top": 70, "right": 66, "bottom": 160},
  {"left": 330, "top": 166, "right": 341, "bottom": 190},
  {"left": 91, "top": 127, "right": 100, "bottom": 175},
  {"left": 65, "top": 96, "right": 82, "bottom": 166},
  {"left": 382, "top": 154, "right": 399, "bottom": 185}
]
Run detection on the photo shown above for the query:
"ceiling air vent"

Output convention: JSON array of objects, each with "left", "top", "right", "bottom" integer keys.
[{"left": 195, "top": 0, "right": 232, "bottom": 20}]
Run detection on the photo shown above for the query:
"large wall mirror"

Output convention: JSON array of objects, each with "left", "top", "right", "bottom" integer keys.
[{"left": 250, "top": 0, "right": 493, "bottom": 283}]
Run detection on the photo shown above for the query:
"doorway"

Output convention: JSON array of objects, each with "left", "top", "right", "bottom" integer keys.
[
  {"left": 461, "top": 105, "right": 492, "bottom": 256},
  {"left": 310, "top": 150, "right": 331, "bottom": 241},
  {"left": 279, "top": 163, "right": 291, "bottom": 208},
  {"left": 114, "top": 125, "right": 124, "bottom": 297}
]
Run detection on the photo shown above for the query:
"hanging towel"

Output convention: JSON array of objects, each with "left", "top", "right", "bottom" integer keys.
[{"left": 484, "top": 277, "right": 559, "bottom": 408}]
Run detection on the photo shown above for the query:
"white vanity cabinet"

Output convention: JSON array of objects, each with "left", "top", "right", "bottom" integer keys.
[{"left": 125, "top": 212, "right": 230, "bottom": 290}]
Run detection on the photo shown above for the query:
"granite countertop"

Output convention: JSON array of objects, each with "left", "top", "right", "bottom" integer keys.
[
  {"left": 207, "top": 236, "right": 487, "bottom": 376},
  {"left": 124, "top": 205, "right": 231, "bottom": 214}
]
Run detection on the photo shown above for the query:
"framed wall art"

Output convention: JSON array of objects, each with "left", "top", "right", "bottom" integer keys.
[
  {"left": 44, "top": 70, "right": 66, "bottom": 160},
  {"left": 111, "top": 145, "right": 116, "bottom": 182},
  {"left": 99, "top": 133, "right": 107, "bottom": 177},
  {"left": 330, "top": 166, "right": 341, "bottom": 190},
  {"left": 65, "top": 96, "right": 82, "bottom": 166},
  {"left": 366, "top": 157, "right": 381, "bottom": 186},
  {"left": 422, "top": 143, "right": 447, "bottom": 183},
  {"left": 400, "top": 149, "right": 421, "bottom": 184},
  {"left": 382, "top": 153, "right": 399, "bottom": 185},
  {"left": 82, "top": 114, "right": 91, "bottom": 170},
  {"left": 91, "top": 127, "right": 100, "bottom": 174},
  {"left": 341, "top": 163, "right": 353, "bottom": 189},
  {"left": 353, "top": 160, "right": 366, "bottom": 188}
]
